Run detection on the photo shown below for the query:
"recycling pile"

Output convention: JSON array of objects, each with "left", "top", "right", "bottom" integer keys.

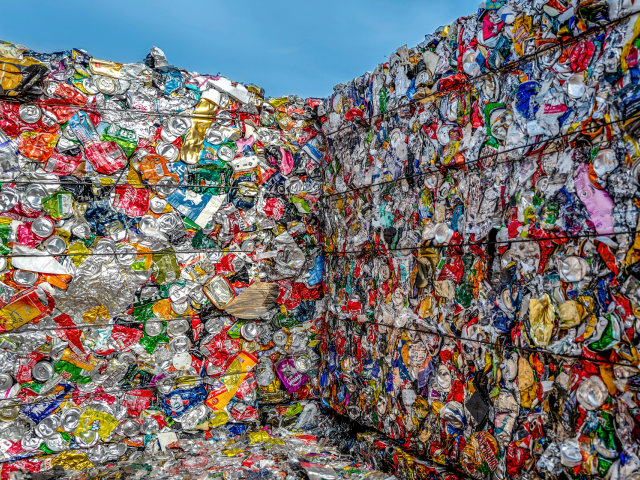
[
  {"left": 4, "top": 405, "right": 394, "bottom": 480},
  {"left": 320, "top": 0, "right": 640, "bottom": 479},
  {"left": 0, "top": 41, "right": 331, "bottom": 476},
  {"left": 6, "top": 0, "right": 640, "bottom": 479}
]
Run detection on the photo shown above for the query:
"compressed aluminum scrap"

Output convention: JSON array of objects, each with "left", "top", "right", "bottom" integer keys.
[
  {"left": 0, "top": 40, "right": 330, "bottom": 474},
  {"left": 5, "top": 402, "right": 397, "bottom": 480},
  {"left": 319, "top": 0, "right": 640, "bottom": 479}
]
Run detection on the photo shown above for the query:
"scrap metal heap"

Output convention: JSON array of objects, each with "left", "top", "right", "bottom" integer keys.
[{"left": 2, "top": 0, "right": 640, "bottom": 479}]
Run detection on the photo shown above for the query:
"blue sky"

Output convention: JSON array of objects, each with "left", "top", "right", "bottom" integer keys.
[{"left": 4, "top": 0, "right": 480, "bottom": 98}]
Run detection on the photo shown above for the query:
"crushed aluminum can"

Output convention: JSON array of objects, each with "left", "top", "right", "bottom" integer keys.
[
  {"left": 18, "top": 104, "right": 42, "bottom": 124},
  {"left": 272, "top": 329, "right": 288, "bottom": 348},
  {"left": 240, "top": 321, "right": 258, "bottom": 341},
  {"left": 31, "top": 359, "right": 54, "bottom": 382}
]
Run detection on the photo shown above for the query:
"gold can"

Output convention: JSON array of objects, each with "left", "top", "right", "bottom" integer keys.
[
  {"left": 90, "top": 58, "right": 125, "bottom": 79},
  {"left": 181, "top": 98, "right": 218, "bottom": 164}
]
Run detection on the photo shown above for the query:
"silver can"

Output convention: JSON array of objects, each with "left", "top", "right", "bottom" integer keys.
[
  {"left": 180, "top": 404, "right": 207, "bottom": 430},
  {"left": 240, "top": 322, "right": 258, "bottom": 342},
  {"left": 217, "top": 145, "right": 235, "bottom": 162},
  {"left": 167, "top": 116, "right": 192, "bottom": 137},
  {"left": 75, "top": 429, "right": 99, "bottom": 448},
  {"left": 559, "top": 256, "right": 589, "bottom": 283},
  {"left": 32, "top": 360, "right": 54, "bottom": 383},
  {"left": 167, "top": 317, "right": 190, "bottom": 336},
  {"left": 23, "top": 184, "right": 47, "bottom": 211},
  {"left": 169, "top": 335, "right": 191, "bottom": 354},
  {"left": 145, "top": 320, "right": 164, "bottom": 337},
  {"left": 149, "top": 195, "right": 168, "bottom": 214},
  {"left": 160, "top": 126, "right": 179, "bottom": 144},
  {"left": 94, "top": 237, "right": 116, "bottom": 257},
  {"left": 138, "top": 215, "right": 158, "bottom": 236},
  {"left": 82, "top": 77, "right": 100, "bottom": 95},
  {"left": 0, "top": 188, "right": 18, "bottom": 212},
  {"left": 0, "top": 401, "right": 20, "bottom": 422},
  {"left": 87, "top": 444, "right": 107, "bottom": 464},
  {"left": 106, "top": 443, "right": 127, "bottom": 460},
  {"left": 206, "top": 128, "right": 225, "bottom": 145},
  {"left": 59, "top": 407, "right": 82, "bottom": 432},
  {"left": 13, "top": 270, "right": 38, "bottom": 287},
  {"left": 205, "top": 317, "right": 224, "bottom": 335},
  {"left": 118, "top": 352, "right": 137, "bottom": 365},
  {"left": 35, "top": 414, "right": 60, "bottom": 438},
  {"left": 89, "top": 364, "right": 108, "bottom": 384},
  {"left": 76, "top": 382, "right": 98, "bottom": 393},
  {"left": 96, "top": 76, "right": 118, "bottom": 95},
  {"left": 155, "top": 376, "right": 174, "bottom": 395},
  {"left": 43, "top": 81, "right": 59, "bottom": 97},
  {"left": 157, "top": 212, "right": 181, "bottom": 233},
  {"left": 19, "top": 104, "right": 42, "bottom": 124},
  {"left": 141, "top": 416, "right": 159, "bottom": 435},
  {"left": 272, "top": 329, "right": 289, "bottom": 347},
  {"left": 156, "top": 141, "right": 179, "bottom": 162},
  {"left": 115, "top": 244, "right": 138, "bottom": 266},
  {"left": 71, "top": 222, "right": 91, "bottom": 239},
  {"left": 31, "top": 217, "right": 54, "bottom": 238},
  {"left": 62, "top": 123, "right": 77, "bottom": 140},
  {"left": 21, "top": 432, "right": 43, "bottom": 451},
  {"left": 130, "top": 147, "right": 149, "bottom": 173},
  {"left": 121, "top": 418, "right": 141, "bottom": 437},
  {"left": 294, "top": 355, "right": 312, "bottom": 373},
  {"left": 45, "top": 433, "right": 67, "bottom": 452},
  {"left": 171, "top": 300, "right": 189, "bottom": 315},
  {"left": 576, "top": 375, "right": 608, "bottom": 410},
  {"left": 43, "top": 235, "right": 67, "bottom": 255},
  {"left": 169, "top": 283, "right": 190, "bottom": 304},
  {"left": 255, "top": 357, "right": 275, "bottom": 387},
  {"left": 155, "top": 175, "right": 179, "bottom": 198},
  {"left": 216, "top": 110, "right": 233, "bottom": 126}
]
